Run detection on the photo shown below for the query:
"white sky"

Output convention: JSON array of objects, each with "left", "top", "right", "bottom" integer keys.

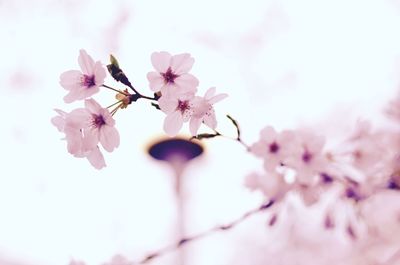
[{"left": 1, "top": 0, "right": 400, "bottom": 264}]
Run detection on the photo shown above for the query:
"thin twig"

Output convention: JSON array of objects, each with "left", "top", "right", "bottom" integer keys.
[{"left": 134, "top": 200, "right": 274, "bottom": 264}]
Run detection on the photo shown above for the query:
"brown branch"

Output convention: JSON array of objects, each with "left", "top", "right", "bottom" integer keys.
[{"left": 135, "top": 200, "right": 274, "bottom": 264}]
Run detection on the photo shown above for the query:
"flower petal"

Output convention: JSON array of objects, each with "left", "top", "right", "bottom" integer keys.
[
  {"left": 163, "top": 111, "right": 183, "bottom": 136},
  {"left": 171, "top": 53, "right": 194, "bottom": 74},
  {"left": 151, "top": 51, "right": 171, "bottom": 73},
  {"left": 93, "top": 61, "right": 106, "bottom": 86},
  {"left": 86, "top": 146, "right": 106, "bottom": 170},
  {"left": 100, "top": 108, "right": 115, "bottom": 126},
  {"left": 51, "top": 115, "right": 65, "bottom": 132},
  {"left": 66, "top": 108, "right": 90, "bottom": 128},
  {"left": 64, "top": 128, "right": 83, "bottom": 155},
  {"left": 204, "top": 87, "right": 216, "bottom": 100},
  {"left": 189, "top": 117, "right": 202, "bottom": 136},
  {"left": 84, "top": 98, "right": 102, "bottom": 114},
  {"left": 63, "top": 88, "right": 85, "bottom": 103},
  {"left": 174, "top": 73, "right": 199, "bottom": 92},
  {"left": 147, "top": 71, "right": 165, "bottom": 92},
  {"left": 78, "top": 49, "right": 95, "bottom": 75},
  {"left": 208, "top": 93, "right": 228, "bottom": 105},
  {"left": 260, "top": 126, "right": 277, "bottom": 142},
  {"left": 80, "top": 86, "right": 100, "bottom": 100},
  {"left": 60, "top": 70, "right": 82, "bottom": 91},
  {"left": 203, "top": 110, "right": 217, "bottom": 129},
  {"left": 99, "top": 125, "right": 120, "bottom": 152},
  {"left": 158, "top": 96, "right": 178, "bottom": 114},
  {"left": 82, "top": 129, "right": 99, "bottom": 151}
]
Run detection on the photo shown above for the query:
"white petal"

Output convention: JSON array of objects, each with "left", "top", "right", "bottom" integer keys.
[
  {"left": 86, "top": 146, "right": 106, "bottom": 169},
  {"left": 158, "top": 96, "right": 178, "bottom": 113},
  {"left": 78, "top": 49, "right": 95, "bottom": 75},
  {"left": 84, "top": 98, "right": 102, "bottom": 114},
  {"left": 189, "top": 118, "right": 202, "bottom": 136},
  {"left": 208, "top": 93, "right": 228, "bottom": 105},
  {"left": 170, "top": 53, "right": 194, "bottom": 74},
  {"left": 203, "top": 110, "right": 217, "bottom": 129},
  {"left": 151, "top": 51, "right": 171, "bottom": 73},
  {"left": 147, "top": 71, "right": 165, "bottom": 92},
  {"left": 204, "top": 87, "right": 216, "bottom": 100},
  {"left": 99, "top": 126, "right": 120, "bottom": 152},
  {"left": 163, "top": 111, "right": 183, "bottom": 136}
]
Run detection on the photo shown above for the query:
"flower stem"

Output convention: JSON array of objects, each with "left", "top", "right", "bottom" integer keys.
[
  {"left": 135, "top": 200, "right": 274, "bottom": 264},
  {"left": 106, "top": 99, "right": 124, "bottom": 109},
  {"left": 102, "top": 84, "right": 130, "bottom": 96}
]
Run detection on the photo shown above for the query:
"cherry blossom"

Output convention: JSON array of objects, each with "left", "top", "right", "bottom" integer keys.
[
  {"left": 51, "top": 108, "right": 106, "bottom": 169},
  {"left": 285, "top": 130, "right": 328, "bottom": 184},
  {"left": 245, "top": 171, "right": 288, "bottom": 200},
  {"left": 60, "top": 49, "right": 106, "bottom": 103},
  {"left": 189, "top": 87, "right": 228, "bottom": 136},
  {"left": 51, "top": 98, "right": 119, "bottom": 169},
  {"left": 147, "top": 51, "right": 199, "bottom": 96},
  {"left": 250, "top": 126, "right": 297, "bottom": 172},
  {"left": 158, "top": 93, "right": 195, "bottom": 136},
  {"left": 70, "top": 98, "right": 120, "bottom": 152}
]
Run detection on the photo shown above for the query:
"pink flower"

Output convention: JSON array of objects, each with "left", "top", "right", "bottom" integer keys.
[
  {"left": 250, "top": 126, "right": 297, "bottom": 172},
  {"left": 68, "top": 98, "right": 120, "bottom": 152},
  {"left": 51, "top": 108, "right": 106, "bottom": 170},
  {"left": 189, "top": 87, "right": 228, "bottom": 136},
  {"left": 158, "top": 93, "right": 195, "bottom": 136},
  {"left": 147, "top": 51, "right": 199, "bottom": 96},
  {"left": 60, "top": 49, "right": 106, "bottom": 103},
  {"left": 245, "top": 171, "right": 288, "bottom": 200},
  {"left": 285, "top": 130, "right": 328, "bottom": 184}
]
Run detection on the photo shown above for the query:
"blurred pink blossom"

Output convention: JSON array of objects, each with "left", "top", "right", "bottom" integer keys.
[
  {"left": 60, "top": 49, "right": 106, "bottom": 103},
  {"left": 285, "top": 131, "right": 328, "bottom": 185},
  {"left": 147, "top": 51, "right": 199, "bottom": 96},
  {"left": 245, "top": 171, "right": 288, "bottom": 200},
  {"left": 250, "top": 126, "right": 297, "bottom": 172}
]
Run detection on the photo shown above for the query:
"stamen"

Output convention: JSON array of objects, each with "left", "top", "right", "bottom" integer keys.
[
  {"left": 92, "top": 114, "right": 105, "bottom": 128},
  {"left": 83, "top": 75, "right": 96, "bottom": 88},
  {"left": 177, "top": 100, "right": 190, "bottom": 114},
  {"left": 269, "top": 142, "right": 279, "bottom": 153},
  {"left": 161, "top": 68, "right": 179, "bottom": 84},
  {"left": 302, "top": 150, "right": 312, "bottom": 163}
]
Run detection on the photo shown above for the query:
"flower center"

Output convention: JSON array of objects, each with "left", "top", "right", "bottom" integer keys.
[
  {"left": 302, "top": 150, "right": 313, "bottom": 163},
  {"left": 161, "top": 68, "right": 179, "bottom": 84},
  {"left": 269, "top": 142, "right": 279, "bottom": 153},
  {"left": 92, "top": 114, "right": 105, "bottom": 128},
  {"left": 177, "top": 100, "right": 190, "bottom": 114},
  {"left": 83, "top": 74, "right": 96, "bottom": 88}
]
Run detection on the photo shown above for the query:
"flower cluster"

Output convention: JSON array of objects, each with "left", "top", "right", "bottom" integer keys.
[
  {"left": 53, "top": 50, "right": 120, "bottom": 169},
  {"left": 54, "top": 49, "right": 400, "bottom": 265},
  {"left": 53, "top": 50, "right": 227, "bottom": 168},
  {"left": 148, "top": 52, "right": 227, "bottom": 136}
]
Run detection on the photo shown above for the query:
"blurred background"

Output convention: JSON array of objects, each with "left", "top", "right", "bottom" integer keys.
[{"left": 1, "top": 0, "right": 400, "bottom": 264}]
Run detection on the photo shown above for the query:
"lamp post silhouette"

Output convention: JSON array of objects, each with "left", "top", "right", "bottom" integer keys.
[{"left": 148, "top": 137, "right": 204, "bottom": 265}]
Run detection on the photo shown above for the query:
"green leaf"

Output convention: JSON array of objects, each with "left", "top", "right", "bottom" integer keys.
[{"left": 109, "top": 54, "right": 119, "bottom": 68}]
